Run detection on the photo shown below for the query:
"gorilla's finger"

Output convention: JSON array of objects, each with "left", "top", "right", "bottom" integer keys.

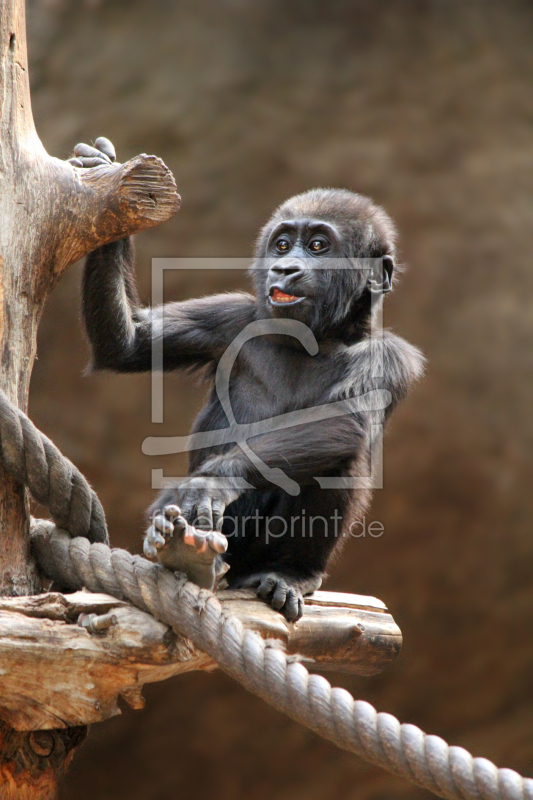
[
  {"left": 143, "top": 539, "right": 158, "bottom": 559},
  {"left": 73, "top": 142, "right": 111, "bottom": 162},
  {"left": 183, "top": 527, "right": 209, "bottom": 554},
  {"left": 271, "top": 581, "right": 288, "bottom": 611},
  {"left": 77, "top": 157, "right": 110, "bottom": 168},
  {"left": 196, "top": 498, "right": 214, "bottom": 530},
  {"left": 145, "top": 525, "right": 165, "bottom": 549},
  {"left": 172, "top": 515, "right": 188, "bottom": 534},
  {"left": 68, "top": 157, "right": 83, "bottom": 167},
  {"left": 257, "top": 575, "right": 277, "bottom": 600},
  {"left": 153, "top": 515, "right": 173, "bottom": 536},
  {"left": 193, "top": 531, "right": 209, "bottom": 553},
  {"left": 182, "top": 524, "right": 198, "bottom": 548},
  {"left": 94, "top": 136, "right": 116, "bottom": 161},
  {"left": 284, "top": 589, "right": 300, "bottom": 622},
  {"left": 207, "top": 531, "right": 228, "bottom": 554},
  {"left": 179, "top": 497, "right": 196, "bottom": 522},
  {"left": 164, "top": 504, "right": 181, "bottom": 520},
  {"left": 211, "top": 500, "right": 226, "bottom": 531}
]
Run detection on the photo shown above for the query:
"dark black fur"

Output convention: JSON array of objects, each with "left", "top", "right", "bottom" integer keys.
[{"left": 82, "top": 186, "right": 424, "bottom": 620}]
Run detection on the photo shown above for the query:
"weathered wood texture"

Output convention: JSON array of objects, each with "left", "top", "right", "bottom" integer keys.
[
  {"left": 0, "top": 0, "right": 180, "bottom": 794},
  {"left": 0, "top": 723, "right": 86, "bottom": 800},
  {"left": 0, "top": 589, "right": 401, "bottom": 731},
  {"left": 0, "top": 0, "right": 180, "bottom": 596}
]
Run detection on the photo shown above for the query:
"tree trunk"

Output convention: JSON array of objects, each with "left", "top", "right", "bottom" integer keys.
[
  {"left": 0, "top": 0, "right": 180, "bottom": 794},
  {"left": 0, "top": 0, "right": 42, "bottom": 597}
]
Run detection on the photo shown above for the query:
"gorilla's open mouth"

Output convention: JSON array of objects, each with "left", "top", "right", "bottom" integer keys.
[{"left": 269, "top": 287, "right": 305, "bottom": 306}]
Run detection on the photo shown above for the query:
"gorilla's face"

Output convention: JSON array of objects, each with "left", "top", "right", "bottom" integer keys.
[{"left": 252, "top": 217, "right": 370, "bottom": 338}]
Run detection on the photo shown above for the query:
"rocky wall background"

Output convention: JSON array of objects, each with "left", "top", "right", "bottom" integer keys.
[{"left": 23, "top": 1, "right": 533, "bottom": 797}]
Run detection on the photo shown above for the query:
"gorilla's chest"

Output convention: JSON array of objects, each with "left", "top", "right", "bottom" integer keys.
[{"left": 226, "top": 340, "right": 341, "bottom": 424}]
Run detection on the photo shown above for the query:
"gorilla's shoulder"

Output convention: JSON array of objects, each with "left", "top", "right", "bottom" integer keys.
[{"left": 340, "top": 331, "right": 425, "bottom": 397}]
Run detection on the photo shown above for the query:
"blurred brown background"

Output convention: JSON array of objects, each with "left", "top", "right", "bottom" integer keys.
[{"left": 24, "top": 0, "right": 533, "bottom": 798}]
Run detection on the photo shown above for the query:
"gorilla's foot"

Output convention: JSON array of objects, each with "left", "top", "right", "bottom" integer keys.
[
  {"left": 231, "top": 572, "right": 322, "bottom": 622},
  {"left": 144, "top": 504, "right": 227, "bottom": 590}
]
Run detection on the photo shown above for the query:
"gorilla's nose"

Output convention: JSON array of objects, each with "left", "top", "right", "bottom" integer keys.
[{"left": 269, "top": 259, "right": 306, "bottom": 278}]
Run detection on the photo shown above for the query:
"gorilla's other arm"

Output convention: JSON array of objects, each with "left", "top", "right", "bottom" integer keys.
[
  {"left": 83, "top": 240, "right": 255, "bottom": 372},
  {"left": 195, "top": 413, "right": 366, "bottom": 487}
]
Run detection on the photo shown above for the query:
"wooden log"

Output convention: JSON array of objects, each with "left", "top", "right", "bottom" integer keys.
[
  {"left": 0, "top": 590, "right": 402, "bottom": 731},
  {"left": 220, "top": 589, "right": 402, "bottom": 676}
]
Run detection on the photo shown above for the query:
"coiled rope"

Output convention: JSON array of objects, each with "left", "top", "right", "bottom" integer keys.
[
  {"left": 0, "top": 391, "right": 107, "bottom": 543},
  {"left": 1, "top": 389, "right": 531, "bottom": 800}
]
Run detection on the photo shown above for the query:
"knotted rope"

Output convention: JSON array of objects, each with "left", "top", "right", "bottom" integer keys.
[{"left": 1, "top": 390, "right": 532, "bottom": 800}]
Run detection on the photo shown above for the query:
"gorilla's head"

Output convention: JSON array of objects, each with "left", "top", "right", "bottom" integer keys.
[{"left": 252, "top": 188, "right": 397, "bottom": 342}]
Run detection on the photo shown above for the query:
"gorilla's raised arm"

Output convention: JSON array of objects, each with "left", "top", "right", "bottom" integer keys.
[{"left": 83, "top": 239, "right": 256, "bottom": 372}]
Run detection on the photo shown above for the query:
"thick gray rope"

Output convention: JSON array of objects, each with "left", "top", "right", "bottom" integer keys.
[
  {"left": 30, "top": 520, "right": 533, "bottom": 800},
  {"left": 1, "top": 387, "right": 532, "bottom": 800},
  {"left": 0, "top": 391, "right": 107, "bottom": 543}
]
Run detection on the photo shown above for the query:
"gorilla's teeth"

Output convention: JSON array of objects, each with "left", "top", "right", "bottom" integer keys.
[{"left": 271, "top": 289, "right": 299, "bottom": 303}]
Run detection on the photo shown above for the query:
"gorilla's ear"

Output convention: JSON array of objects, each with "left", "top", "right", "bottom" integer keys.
[{"left": 368, "top": 255, "right": 394, "bottom": 295}]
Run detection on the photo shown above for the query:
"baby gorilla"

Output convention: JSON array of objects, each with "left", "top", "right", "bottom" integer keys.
[{"left": 72, "top": 138, "right": 424, "bottom": 621}]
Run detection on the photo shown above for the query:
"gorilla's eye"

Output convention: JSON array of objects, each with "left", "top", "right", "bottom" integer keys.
[
  {"left": 309, "top": 238, "right": 327, "bottom": 252},
  {"left": 276, "top": 239, "right": 291, "bottom": 253}
]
